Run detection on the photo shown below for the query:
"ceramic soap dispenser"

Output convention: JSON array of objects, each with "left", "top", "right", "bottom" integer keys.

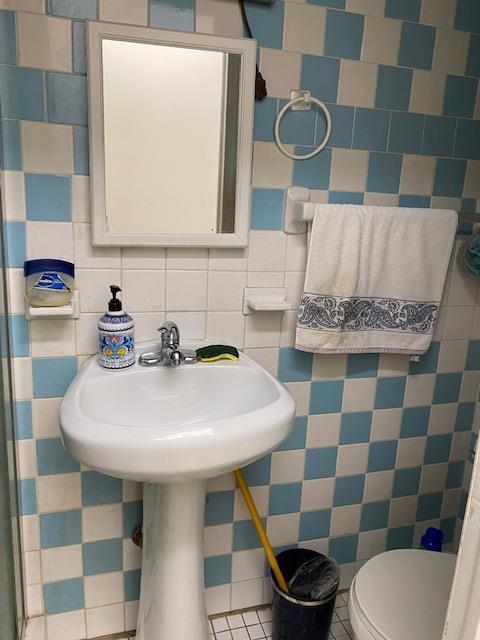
[{"left": 98, "top": 285, "right": 135, "bottom": 369}]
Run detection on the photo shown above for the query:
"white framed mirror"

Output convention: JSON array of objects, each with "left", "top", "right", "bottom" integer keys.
[{"left": 87, "top": 21, "right": 256, "bottom": 247}]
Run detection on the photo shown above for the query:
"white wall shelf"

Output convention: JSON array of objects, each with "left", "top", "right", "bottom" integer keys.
[
  {"left": 25, "top": 290, "right": 80, "bottom": 320},
  {"left": 243, "top": 288, "right": 292, "bottom": 315}
]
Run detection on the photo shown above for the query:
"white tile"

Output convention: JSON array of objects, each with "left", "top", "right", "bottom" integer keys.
[
  {"left": 227, "top": 613, "right": 245, "bottom": 629},
  {"left": 122, "top": 538, "right": 142, "bottom": 572},
  {"left": 206, "top": 584, "right": 231, "bottom": 616},
  {"left": 204, "top": 523, "right": 233, "bottom": 557},
  {"left": 234, "top": 486, "right": 269, "bottom": 520},
  {"left": 363, "top": 192, "right": 399, "bottom": 206},
  {"left": 247, "top": 271, "right": 285, "bottom": 288},
  {"left": 460, "top": 371, "right": 480, "bottom": 402},
  {"left": 73, "top": 223, "right": 120, "bottom": 269},
  {"left": 280, "top": 309, "right": 297, "bottom": 348},
  {"left": 448, "top": 271, "right": 479, "bottom": 307},
  {"left": 82, "top": 504, "right": 122, "bottom": 542},
  {"left": 209, "top": 248, "right": 247, "bottom": 271},
  {"left": 165, "top": 248, "right": 208, "bottom": 270},
  {"left": 404, "top": 374, "right": 435, "bottom": 407},
  {"left": 71, "top": 176, "right": 91, "bottom": 223},
  {"left": 361, "top": 15, "right": 401, "bottom": 65},
  {"left": 285, "top": 271, "right": 304, "bottom": 309},
  {"left": 370, "top": 408, "right": 402, "bottom": 441},
  {"left": 260, "top": 48, "right": 301, "bottom": 99},
  {"left": 286, "top": 233, "right": 308, "bottom": 272},
  {"left": 212, "top": 617, "right": 229, "bottom": 633},
  {"left": 30, "top": 319, "right": 76, "bottom": 357},
  {"left": 306, "top": 413, "right": 341, "bottom": 447},
  {"left": 248, "top": 231, "right": 287, "bottom": 272},
  {"left": 24, "top": 550, "right": 41, "bottom": 585},
  {"left": 432, "top": 28, "right": 469, "bottom": 75},
  {"left": 347, "top": 0, "right": 384, "bottom": 15},
  {"left": 86, "top": 603, "right": 124, "bottom": 639},
  {"left": 41, "top": 545, "right": 82, "bottom": 583},
  {"left": 284, "top": 2, "right": 326, "bottom": 55},
  {"left": 312, "top": 353, "right": 347, "bottom": 380},
  {"left": 450, "top": 431, "right": 470, "bottom": 461},
  {"left": 165, "top": 270, "right": 207, "bottom": 311},
  {"left": 244, "top": 313, "right": 282, "bottom": 348},
  {"left": 21, "top": 514, "right": 40, "bottom": 552},
  {"left": 124, "top": 599, "right": 139, "bottom": 631},
  {"left": 84, "top": 572, "right": 124, "bottom": 608},
  {"left": 430, "top": 196, "right": 462, "bottom": 210},
  {"left": 270, "top": 449, "right": 305, "bottom": 483},
  {"left": 18, "top": 13, "right": 72, "bottom": 72},
  {"left": 388, "top": 496, "right": 417, "bottom": 527},
  {"left": 363, "top": 470, "right": 393, "bottom": 501},
  {"left": 437, "top": 339, "right": 468, "bottom": 373},
  {"left": 357, "top": 529, "right": 387, "bottom": 560},
  {"left": 230, "top": 578, "right": 263, "bottom": 610},
  {"left": 26, "top": 584, "right": 43, "bottom": 618},
  {"left": 266, "top": 513, "right": 299, "bottom": 546},
  {"left": 206, "top": 473, "right": 235, "bottom": 492},
  {"left": 36, "top": 473, "right": 81, "bottom": 512},
  {"left": 421, "top": 0, "right": 456, "bottom": 28},
  {"left": 399, "top": 155, "right": 436, "bottom": 196},
  {"left": 196, "top": 0, "right": 242, "bottom": 36},
  {"left": 76, "top": 269, "right": 122, "bottom": 313},
  {"left": 27, "top": 221, "right": 74, "bottom": 262},
  {"left": 123, "top": 480, "right": 142, "bottom": 502},
  {"left": 22, "top": 122, "right": 73, "bottom": 174},
  {"left": 3, "top": 171, "right": 26, "bottom": 220},
  {"left": 331, "top": 505, "right": 361, "bottom": 536},
  {"left": 165, "top": 311, "right": 205, "bottom": 340},
  {"left": 0, "top": 0, "right": 43, "bottom": 10},
  {"left": 330, "top": 149, "right": 368, "bottom": 192},
  {"left": 206, "top": 311, "right": 245, "bottom": 347},
  {"left": 243, "top": 348, "right": 279, "bottom": 377},
  {"left": 395, "top": 436, "right": 426, "bottom": 468},
  {"left": 7, "top": 268, "right": 25, "bottom": 314},
  {"left": 121, "top": 247, "right": 165, "bottom": 270},
  {"left": 207, "top": 271, "right": 246, "bottom": 311},
  {"left": 122, "top": 269, "right": 166, "bottom": 312},
  {"left": 252, "top": 142, "right": 293, "bottom": 188},
  {"left": 409, "top": 70, "right": 446, "bottom": 116},
  {"left": 342, "top": 378, "right": 376, "bottom": 412},
  {"left": 74, "top": 312, "right": 99, "bottom": 356},
  {"left": 246, "top": 623, "right": 265, "bottom": 639},
  {"left": 337, "top": 60, "right": 377, "bottom": 108},
  {"left": 443, "top": 306, "right": 474, "bottom": 339},
  {"left": 231, "top": 549, "right": 265, "bottom": 582},
  {"left": 301, "top": 477, "right": 335, "bottom": 510},
  {"left": 285, "top": 381, "right": 311, "bottom": 415},
  {"left": 99, "top": 0, "right": 148, "bottom": 24},
  {"left": 377, "top": 353, "right": 410, "bottom": 377},
  {"left": 17, "top": 439, "right": 37, "bottom": 479},
  {"left": 46, "top": 610, "right": 86, "bottom": 640},
  {"left": 420, "top": 463, "right": 448, "bottom": 493},
  {"left": 32, "top": 398, "right": 61, "bottom": 439},
  {"left": 464, "top": 161, "right": 480, "bottom": 199},
  {"left": 12, "top": 357, "right": 33, "bottom": 400},
  {"left": 335, "top": 443, "right": 369, "bottom": 475}
]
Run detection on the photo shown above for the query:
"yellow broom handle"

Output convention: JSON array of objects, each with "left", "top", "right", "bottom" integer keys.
[{"left": 234, "top": 468, "right": 289, "bottom": 594}]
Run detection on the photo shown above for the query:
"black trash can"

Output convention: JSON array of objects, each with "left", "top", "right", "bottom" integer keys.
[{"left": 271, "top": 549, "right": 339, "bottom": 640}]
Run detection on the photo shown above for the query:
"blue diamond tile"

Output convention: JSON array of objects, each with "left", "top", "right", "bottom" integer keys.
[
  {"left": 398, "top": 22, "right": 436, "bottom": 70},
  {"left": 333, "top": 474, "right": 365, "bottom": 506},
  {"left": 325, "top": 10, "right": 364, "bottom": 60}
]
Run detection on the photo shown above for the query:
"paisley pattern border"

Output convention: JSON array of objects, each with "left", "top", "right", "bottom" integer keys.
[{"left": 297, "top": 293, "right": 438, "bottom": 335}]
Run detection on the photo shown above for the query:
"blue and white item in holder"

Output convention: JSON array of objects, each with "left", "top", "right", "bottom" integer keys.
[{"left": 24, "top": 259, "right": 75, "bottom": 307}]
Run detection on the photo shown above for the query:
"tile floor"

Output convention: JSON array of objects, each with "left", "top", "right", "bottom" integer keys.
[{"left": 118, "top": 593, "right": 353, "bottom": 640}]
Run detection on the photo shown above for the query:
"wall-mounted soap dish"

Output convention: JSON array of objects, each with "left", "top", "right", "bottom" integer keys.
[
  {"left": 25, "top": 290, "right": 80, "bottom": 320},
  {"left": 243, "top": 288, "right": 292, "bottom": 315}
]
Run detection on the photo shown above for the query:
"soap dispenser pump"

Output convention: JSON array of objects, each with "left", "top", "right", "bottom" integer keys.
[{"left": 98, "top": 285, "right": 135, "bottom": 369}]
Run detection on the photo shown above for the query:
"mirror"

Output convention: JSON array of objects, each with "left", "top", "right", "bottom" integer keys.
[{"left": 87, "top": 22, "right": 256, "bottom": 247}]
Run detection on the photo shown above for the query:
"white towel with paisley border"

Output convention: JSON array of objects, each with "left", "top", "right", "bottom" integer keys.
[{"left": 295, "top": 205, "right": 458, "bottom": 355}]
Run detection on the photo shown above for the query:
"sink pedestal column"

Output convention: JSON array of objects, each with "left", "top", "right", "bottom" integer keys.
[{"left": 136, "top": 480, "right": 209, "bottom": 640}]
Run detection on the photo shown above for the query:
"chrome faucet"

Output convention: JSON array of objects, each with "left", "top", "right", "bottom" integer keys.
[{"left": 138, "top": 321, "right": 197, "bottom": 367}]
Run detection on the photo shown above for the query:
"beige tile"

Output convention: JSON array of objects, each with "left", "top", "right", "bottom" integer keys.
[
  {"left": 41, "top": 545, "right": 83, "bottom": 583},
  {"left": 18, "top": 13, "right": 72, "bottom": 72},
  {"left": 284, "top": 2, "right": 326, "bottom": 55},
  {"left": 399, "top": 155, "right": 436, "bottom": 196},
  {"left": 362, "top": 15, "right": 401, "bottom": 66},
  {"left": 27, "top": 221, "right": 74, "bottom": 262},
  {"left": 22, "top": 122, "right": 73, "bottom": 174},
  {"left": 85, "top": 603, "right": 125, "bottom": 638},
  {"left": 252, "top": 142, "right": 293, "bottom": 188},
  {"left": 37, "top": 474, "right": 81, "bottom": 513},
  {"left": 260, "top": 48, "right": 301, "bottom": 98},
  {"left": 330, "top": 148, "right": 368, "bottom": 192},
  {"left": 464, "top": 161, "right": 480, "bottom": 199},
  {"left": 46, "top": 610, "right": 86, "bottom": 640},
  {"left": 0, "top": 0, "right": 43, "bottom": 10},
  {"left": 432, "top": 28, "right": 469, "bottom": 75},
  {"left": 410, "top": 70, "right": 446, "bottom": 116},
  {"left": 346, "top": 0, "right": 385, "bottom": 15},
  {"left": 421, "top": 0, "right": 456, "bottom": 28},
  {"left": 337, "top": 59, "right": 377, "bottom": 108},
  {"left": 99, "top": 0, "right": 148, "bottom": 24},
  {"left": 196, "top": 0, "right": 243, "bottom": 37}
]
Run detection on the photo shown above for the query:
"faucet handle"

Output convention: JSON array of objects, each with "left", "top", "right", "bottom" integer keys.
[{"left": 158, "top": 321, "right": 180, "bottom": 347}]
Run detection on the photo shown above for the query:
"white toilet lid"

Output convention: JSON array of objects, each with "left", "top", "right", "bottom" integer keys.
[{"left": 352, "top": 549, "right": 456, "bottom": 640}]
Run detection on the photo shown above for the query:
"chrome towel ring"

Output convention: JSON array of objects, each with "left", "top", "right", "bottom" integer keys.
[{"left": 274, "top": 90, "right": 332, "bottom": 161}]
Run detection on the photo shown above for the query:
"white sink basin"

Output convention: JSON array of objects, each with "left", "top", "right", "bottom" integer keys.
[
  {"left": 60, "top": 341, "right": 295, "bottom": 640},
  {"left": 60, "top": 342, "right": 295, "bottom": 482}
]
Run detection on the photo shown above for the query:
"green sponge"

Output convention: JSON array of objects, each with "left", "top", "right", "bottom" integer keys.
[{"left": 196, "top": 345, "right": 239, "bottom": 362}]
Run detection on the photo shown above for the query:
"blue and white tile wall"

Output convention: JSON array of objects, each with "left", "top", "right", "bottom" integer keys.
[{"left": 1, "top": 0, "right": 480, "bottom": 638}]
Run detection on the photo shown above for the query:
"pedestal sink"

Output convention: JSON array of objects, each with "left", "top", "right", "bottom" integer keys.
[{"left": 60, "top": 342, "right": 295, "bottom": 640}]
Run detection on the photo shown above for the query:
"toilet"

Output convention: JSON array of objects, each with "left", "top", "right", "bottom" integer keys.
[{"left": 348, "top": 549, "right": 457, "bottom": 640}]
